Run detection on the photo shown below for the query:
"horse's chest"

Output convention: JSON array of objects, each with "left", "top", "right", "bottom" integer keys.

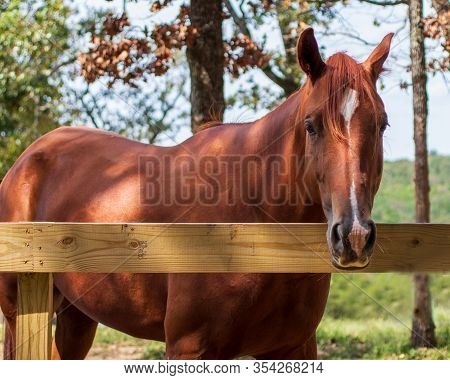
[{"left": 238, "top": 274, "right": 331, "bottom": 352}]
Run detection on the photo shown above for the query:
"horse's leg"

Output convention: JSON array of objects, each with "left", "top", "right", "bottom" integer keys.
[
  {"left": 164, "top": 338, "right": 223, "bottom": 360},
  {"left": 164, "top": 311, "right": 224, "bottom": 359},
  {"left": 254, "top": 333, "right": 318, "bottom": 360},
  {"left": 164, "top": 276, "right": 233, "bottom": 360},
  {"left": 297, "top": 333, "right": 318, "bottom": 359},
  {"left": 0, "top": 274, "right": 17, "bottom": 360},
  {"left": 3, "top": 314, "right": 16, "bottom": 360},
  {"left": 52, "top": 299, "right": 98, "bottom": 360}
]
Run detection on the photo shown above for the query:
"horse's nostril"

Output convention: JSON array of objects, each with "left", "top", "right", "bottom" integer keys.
[
  {"left": 330, "top": 223, "right": 344, "bottom": 254},
  {"left": 331, "top": 223, "right": 340, "bottom": 243},
  {"left": 364, "top": 220, "right": 377, "bottom": 250}
]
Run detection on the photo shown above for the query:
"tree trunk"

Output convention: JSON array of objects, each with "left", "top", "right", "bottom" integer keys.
[
  {"left": 408, "top": 0, "right": 437, "bottom": 348},
  {"left": 187, "top": 0, "right": 225, "bottom": 134}
]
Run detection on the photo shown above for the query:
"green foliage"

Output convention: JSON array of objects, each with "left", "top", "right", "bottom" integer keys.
[
  {"left": 0, "top": 0, "right": 71, "bottom": 178},
  {"left": 372, "top": 159, "right": 415, "bottom": 222},
  {"left": 428, "top": 153, "right": 450, "bottom": 222},
  {"left": 373, "top": 154, "right": 450, "bottom": 223}
]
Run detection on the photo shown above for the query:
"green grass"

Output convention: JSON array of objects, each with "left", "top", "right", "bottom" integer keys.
[
  {"left": 2, "top": 302, "right": 448, "bottom": 359},
  {"left": 94, "top": 327, "right": 143, "bottom": 345},
  {"left": 1, "top": 302, "right": 448, "bottom": 360},
  {"left": 142, "top": 342, "right": 166, "bottom": 360},
  {"left": 317, "top": 312, "right": 450, "bottom": 359},
  {"left": 87, "top": 307, "right": 450, "bottom": 360},
  {"left": 325, "top": 273, "right": 450, "bottom": 320},
  {"left": 87, "top": 312, "right": 450, "bottom": 360},
  {"left": 93, "top": 327, "right": 165, "bottom": 359}
]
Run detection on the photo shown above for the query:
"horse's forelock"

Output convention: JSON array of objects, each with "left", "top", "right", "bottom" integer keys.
[{"left": 321, "top": 53, "right": 381, "bottom": 143}]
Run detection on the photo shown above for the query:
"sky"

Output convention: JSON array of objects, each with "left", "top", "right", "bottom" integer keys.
[{"left": 77, "top": 0, "right": 449, "bottom": 161}]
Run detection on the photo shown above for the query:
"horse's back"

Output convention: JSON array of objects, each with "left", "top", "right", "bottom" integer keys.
[
  {"left": 0, "top": 125, "right": 245, "bottom": 222},
  {"left": 0, "top": 126, "right": 157, "bottom": 222}
]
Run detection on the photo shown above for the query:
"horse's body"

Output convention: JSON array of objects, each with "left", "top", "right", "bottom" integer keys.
[
  {"left": 0, "top": 29, "right": 393, "bottom": 359},
  {"left": 0, "top": 98, "right": 329, "bottom": 359}
]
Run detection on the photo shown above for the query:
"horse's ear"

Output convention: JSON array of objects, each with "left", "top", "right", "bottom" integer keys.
[
  {"left": 363, "top": 33, "right": 394, "bottom": 81},
  {"left": 296, "top": 28, "right": 326, "bottom": 84}
]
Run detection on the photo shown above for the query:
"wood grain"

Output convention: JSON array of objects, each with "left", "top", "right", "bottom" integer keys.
[
  {"left": 0, "top": 223, "right": 449, "bottom": 273},
  {"left": 15, "top": 273, "right": 53, "bottom": 360}
]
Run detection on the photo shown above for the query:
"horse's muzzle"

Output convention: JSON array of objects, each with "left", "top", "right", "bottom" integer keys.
[{"left": 328, "top": 219, "right": 376, "bottom": 270}]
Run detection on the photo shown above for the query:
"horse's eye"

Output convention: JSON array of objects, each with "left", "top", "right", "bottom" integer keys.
[
  {"left": 305, "top": 120, "right": 317, "bottom": 136},
  {"left": 380, "top": 121, "right": 390, "bottom": 133}
]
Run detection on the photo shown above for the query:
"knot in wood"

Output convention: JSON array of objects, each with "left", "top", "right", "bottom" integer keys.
[
  {"left": 411, "top": 238, "right": 421, "bottom": 247},
  {"left": 128, "top": 240, "right": 148, "bottom": 259},
  {"left": 129, "top": 240, "right": 139, "bottom": 249},
  {"left": 57, "top": 236, "right": 75, "bottom": 249}
]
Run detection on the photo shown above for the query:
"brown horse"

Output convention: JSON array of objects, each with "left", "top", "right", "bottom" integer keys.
[{"left": 0, "top": 29, "right": 393, "bottom": 360}]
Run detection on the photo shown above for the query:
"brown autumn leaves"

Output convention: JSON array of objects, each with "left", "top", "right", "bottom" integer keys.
[
  {"left": 422, "top": 4, "right": 449, "bottom": 72},
  {"left": 78, "top": 3, "right": 270, "bottom": 88}
]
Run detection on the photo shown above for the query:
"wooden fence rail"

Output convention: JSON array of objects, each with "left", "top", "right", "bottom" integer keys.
[
  {"left": 1, "top": 223, "right": 450, "bottom": 273},
  {"left": 0, "top": 222, "right": 449, "bottom": 360}
]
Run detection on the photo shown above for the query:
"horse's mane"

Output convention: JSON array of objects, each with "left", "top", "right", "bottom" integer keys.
[
  {"left": 196, "top": 120, "right": 224, "bottom": 132},
  {"left": 321, "top": 52, "right": 380, "bottom": 141}
]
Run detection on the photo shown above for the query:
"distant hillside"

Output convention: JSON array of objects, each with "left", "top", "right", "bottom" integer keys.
[{"left": 373, "top": 154, "right": 450, "bottom": 223}]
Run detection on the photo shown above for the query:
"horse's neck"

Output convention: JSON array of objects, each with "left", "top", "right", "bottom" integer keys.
[
  {"left": 253, "top": 89, "right": 304, "bottom": 153},
  {"left": 247, "top": 89, "right": 322, "bottom": 221}
]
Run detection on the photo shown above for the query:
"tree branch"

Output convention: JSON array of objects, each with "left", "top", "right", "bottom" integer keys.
[
  {"left": 79, "top": 86, "right": 101, "bottom": 129},
  {"left": 223, "top": 0, "right": 296, "bottom": 95},
  {"left": 224, "top": 0, "right": 251, "bottom": 37},
  {"left": 320, "top": 30, "right": 378, "bottom": 46},
  {"left": 358, "top": 0, "right": 407, "bottom": 6},
  {"left": 49, "top": 56, "right": 77, "bottom": 76},
  {"left": 260, "top": 65, "right": 293, "bottom": 92}
]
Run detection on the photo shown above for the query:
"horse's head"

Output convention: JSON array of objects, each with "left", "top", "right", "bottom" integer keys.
[{"left": 297, "top": 28, "right": 393, "bottom": 269}]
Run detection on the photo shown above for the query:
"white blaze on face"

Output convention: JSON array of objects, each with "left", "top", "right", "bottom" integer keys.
[
  {"left": 340, "top": 89, "right": 359, "bottom": 128},
  {"left": 340, "top": 88, "right": 369, "bottom": 257}
]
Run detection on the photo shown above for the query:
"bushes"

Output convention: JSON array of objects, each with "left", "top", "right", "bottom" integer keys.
[{"left": 373, "top": 155, "right": 450, "bottom": 223}]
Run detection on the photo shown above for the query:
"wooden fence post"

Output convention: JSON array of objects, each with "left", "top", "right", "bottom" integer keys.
[{"left": 16, "top": 273, "right": 53, "bottom": 360}]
